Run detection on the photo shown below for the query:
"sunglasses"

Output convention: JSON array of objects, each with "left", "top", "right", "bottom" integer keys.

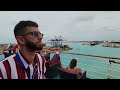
[{"left": 22, "top": 31, "right": 43, "bottom": 37}]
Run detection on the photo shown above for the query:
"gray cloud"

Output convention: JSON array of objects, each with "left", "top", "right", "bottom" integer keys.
[
  {"left": 73, "top": 14, "right": 95, "bottom": 23},
  {"left": 0, "top": 11, "right": 120, "bottom": 43}
]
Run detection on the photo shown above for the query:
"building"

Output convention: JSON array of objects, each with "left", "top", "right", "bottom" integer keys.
[{"left": 50, "top": 36, "right": 63, "bottom": 47}]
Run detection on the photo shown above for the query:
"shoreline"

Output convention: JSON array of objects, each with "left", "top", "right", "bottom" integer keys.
[
  {"left": 0, "top": 46, "right": 73, "bottom": 55},
  {"left": 40, "top": 46, "right": 73, "bottom": 54}
]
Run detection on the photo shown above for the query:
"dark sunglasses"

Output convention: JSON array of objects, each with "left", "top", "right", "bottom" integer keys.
[{"left": 22, "top": 31, "right": 43, "bottom": 37}]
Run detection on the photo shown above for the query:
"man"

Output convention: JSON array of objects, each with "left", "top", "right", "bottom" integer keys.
[{"left": 0, "top": 20, "right": 46, "bottom": 79}]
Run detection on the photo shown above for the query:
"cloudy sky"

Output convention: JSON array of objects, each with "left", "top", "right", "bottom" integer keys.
[{"left": 0, "top": 11, "right": 120, "bottom": 44}]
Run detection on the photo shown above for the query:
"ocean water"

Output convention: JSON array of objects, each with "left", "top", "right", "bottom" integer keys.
[
  {"left": 49, "top": 43, "right": 120, "bottom": 79},
  {"left": 0, "top": 42, "right": 120, "bottom": 79}
]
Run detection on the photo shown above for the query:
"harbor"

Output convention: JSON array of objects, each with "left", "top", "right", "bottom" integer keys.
[
  {"left": 1, "top": 11, "right": 120, "bottom": 79},
  {"left": 1, "top": 41, "right": 120, "bottom": 79}
]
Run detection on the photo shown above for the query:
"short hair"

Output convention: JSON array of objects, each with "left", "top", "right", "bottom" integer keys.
[{"left": 14, "top": 20, "right": 38, "bottom": 37}]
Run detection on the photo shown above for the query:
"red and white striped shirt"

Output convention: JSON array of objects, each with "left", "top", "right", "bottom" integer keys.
[{"left": 0, "top": 50, "right": 46, "bottom": 79}]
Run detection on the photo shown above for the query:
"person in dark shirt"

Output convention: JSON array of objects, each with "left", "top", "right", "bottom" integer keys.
[
  {"left": 44, "top": 52, "right": 50, "bottom": 61},
  {"left": 8, "top": 50, "right": 14, "bottom": 56},
  {"left": 44, "top": 52, "right": 51, "bottom": 70},
  {"left": 49, "top": 51, "right": 63, "bottom": 68},
  {"left": 3, "top": 50, "right": 9, "bottom": 58}
]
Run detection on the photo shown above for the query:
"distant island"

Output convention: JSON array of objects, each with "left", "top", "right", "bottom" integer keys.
[{"left": 69, "top": 40, "right": 120, "bottom": 48}]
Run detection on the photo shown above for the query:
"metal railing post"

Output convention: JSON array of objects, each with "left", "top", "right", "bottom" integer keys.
[{"left": 108, "top": 58, "right": 112, "bottom": 79}]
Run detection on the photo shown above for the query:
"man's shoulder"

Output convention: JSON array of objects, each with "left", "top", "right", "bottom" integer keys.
[
  {"left": 74, "top": 67, "right": 80, "bottom": 70},
  {"left": 36, "top": 53, "right": 46, "bottom": 62}
]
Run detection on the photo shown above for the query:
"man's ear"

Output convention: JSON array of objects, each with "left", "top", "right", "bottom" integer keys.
[{"left": 16, "top": 36, "right": 25, "bottom": 44}]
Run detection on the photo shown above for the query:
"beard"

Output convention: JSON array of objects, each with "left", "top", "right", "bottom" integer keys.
[{"left": 25, "top": 39, "right": 43, "bottom": 51}]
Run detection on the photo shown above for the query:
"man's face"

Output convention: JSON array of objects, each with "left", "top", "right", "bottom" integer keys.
[
  {"left": 25, "top": 38, "right": 43, "bottom": 51},
  {"left": 22, "top": 26, "right": 43, "bottom": 51}
]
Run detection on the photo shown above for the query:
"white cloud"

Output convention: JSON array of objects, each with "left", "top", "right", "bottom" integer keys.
[{"left": 0, "top": 11, "right": 120, "bottom": 43}]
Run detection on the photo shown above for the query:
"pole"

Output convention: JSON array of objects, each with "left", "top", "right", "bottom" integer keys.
[{"left": 108, "top": 59, "right": 112, "bottom": 79}]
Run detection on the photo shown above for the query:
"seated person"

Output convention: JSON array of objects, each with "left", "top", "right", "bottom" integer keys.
[
  {"left": 47, "top": 51, "right": 63, "bottom": 68},
  {"left": 44, "top": 52, "right": 50, "bottom": 62},
  {"left": 44, "top": 52, "right": 51, "bottom": 70},
  {"left": 3, "top": 49, "right": 14, "bottom": 58},
  {"left": 3, "top": 50, "right": 9, "bottom": 58},
  {"left": 8, "top": 49, "right": 14, "bottom": 56},
  {"left": 66, "top": 59, "right": 82, "bottom": 79},
  {"left": 49, "top": 51, "right": 60, "bottom": 66}
]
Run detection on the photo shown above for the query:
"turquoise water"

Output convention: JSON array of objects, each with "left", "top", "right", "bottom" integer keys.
[
  {"left": 49, "top": 43, "right": 120, "bottom": 79},
  {"left": 0, "top": 54, "right": 5, "bottom": 61},
  {"left": 0, "top": 42, "right": 120, "bottom": 79}
]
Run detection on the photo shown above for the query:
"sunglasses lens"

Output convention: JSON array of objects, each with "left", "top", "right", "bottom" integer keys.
[
  {"left": 23, "top": 32, "right": 43, "bottom": 37},
  {"left": 33, "top": 32, "right": 39, "bottom": 36},
  {"left": 32, "top": 32, "right": 43, "bottom": 37}
]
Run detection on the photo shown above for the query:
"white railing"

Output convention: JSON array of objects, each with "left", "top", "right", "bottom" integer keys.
[{"left": 60, "top": 52, "right": 120, "bottom": 79}]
